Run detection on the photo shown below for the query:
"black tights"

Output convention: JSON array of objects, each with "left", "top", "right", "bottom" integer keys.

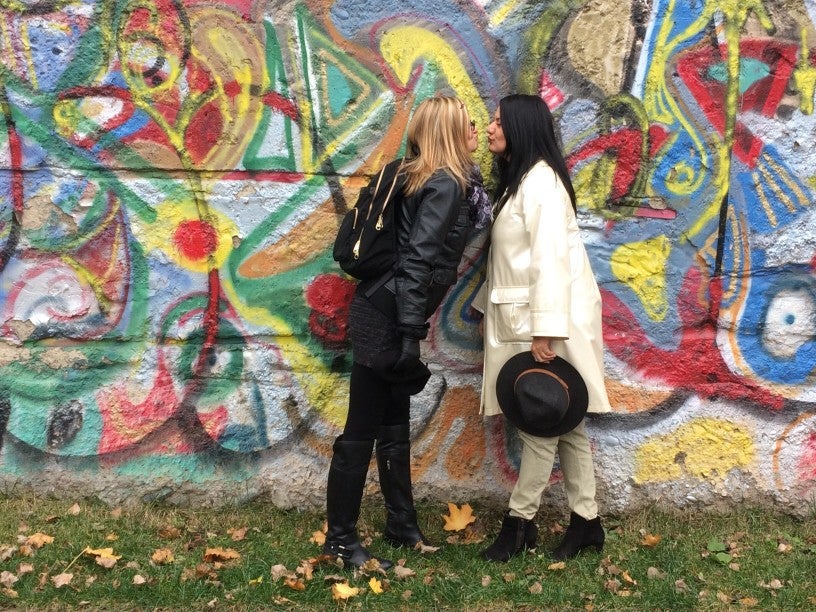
[{"left": 342, "top": 362, "right": 410, "bottom": 441}]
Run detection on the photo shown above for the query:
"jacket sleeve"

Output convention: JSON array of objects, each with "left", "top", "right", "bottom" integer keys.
[
  {"left": 521, "top": 165, "right": 571, "bottom": 339},
  {"left": 395, "top": 173, "right": 463, "bottom": 335}
]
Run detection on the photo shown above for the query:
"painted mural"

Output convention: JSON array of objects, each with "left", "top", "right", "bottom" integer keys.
[{"left": 0, "top": 0, "right": 814, "bottom": 511}]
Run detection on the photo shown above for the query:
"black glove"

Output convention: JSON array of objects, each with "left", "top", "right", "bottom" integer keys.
[{"left": 393, "top": 336, "right": 421, "bottom": 373}]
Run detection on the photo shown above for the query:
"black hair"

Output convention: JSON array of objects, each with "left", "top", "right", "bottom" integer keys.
[{"left": 494, "top": 94, "right": 577, "bottom": 212}]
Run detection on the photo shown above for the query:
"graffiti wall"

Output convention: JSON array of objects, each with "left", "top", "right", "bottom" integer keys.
[{"left": 0, "top": 0, "right": 814, "bottom": 513}]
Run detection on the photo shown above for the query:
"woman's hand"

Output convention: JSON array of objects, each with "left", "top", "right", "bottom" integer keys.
[{"left": 531, "top": 336, "right": 556, "bottom": 363}]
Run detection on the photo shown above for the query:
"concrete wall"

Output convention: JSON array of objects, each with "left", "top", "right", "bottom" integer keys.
[{"left": 1, "top": 0, "right": 814, "bottom": 514}]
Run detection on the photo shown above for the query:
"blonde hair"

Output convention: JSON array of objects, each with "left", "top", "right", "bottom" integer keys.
[{"left": 402, "top": 96, "right": 474, "bottom": 196}]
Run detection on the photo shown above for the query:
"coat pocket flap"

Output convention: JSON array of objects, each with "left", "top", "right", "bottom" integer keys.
[{"left": 489, "top": 286, "right": 529, "bottom": 303}]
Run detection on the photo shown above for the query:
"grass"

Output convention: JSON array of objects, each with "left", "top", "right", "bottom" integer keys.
[{"left": 0, "top": 494, "right": 815, "bottom": 610}]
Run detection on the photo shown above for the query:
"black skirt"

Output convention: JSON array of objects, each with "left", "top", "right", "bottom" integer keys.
[{"left": 347, "top": 289, "right": 400, "bottom": 368}]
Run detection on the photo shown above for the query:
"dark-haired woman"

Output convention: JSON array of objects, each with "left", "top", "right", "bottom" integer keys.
[{"left": 472, "top": 94, "right": 612, "bottom": 562}]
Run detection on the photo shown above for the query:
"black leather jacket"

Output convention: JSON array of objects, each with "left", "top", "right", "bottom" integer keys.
[{"left": 394, "top": 170, "right": 473, "bottom": 338}]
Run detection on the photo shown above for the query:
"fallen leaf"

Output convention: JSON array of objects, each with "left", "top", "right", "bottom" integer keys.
[
  {"left": 414, "top": 541, "right": 440, "bottom": 553},
  {"left": 393, "top": 564, "right": 416, "bottom": 579},
  {"left": 716, "top": 591, "right": 731, "bottom": 603},
  {"left": 68, "top": 503, "right": 81, "bottom": 516},
  {"left": 548, "top": 561, "right": 566, "bottom": 571},
  {"left": 728, "top": 562, "right": 740, "bottom": 571},
  {"left": 52, "top": 573, "right": 73, "bottom": 588},
  {"left": 604, "top": 578, "right": 621, "bottom": 593},
  {"left": 105, "top": 533, "right": 119, "bottom": 542},
  {"left": 17, "top": 564, "right": 34, "bottom": 576},
  {"left": 132, "top": 575, "right": 146, "bottom": 585},
  {"left": 1, "top": 587, "right": 18, "bottom": 599},
  {"left": 158, "top": 526, "right": 181, "bottom": 539},
  {"left": 740, "top": 597, "right": 759, "bottom": 607},
  {"left": 18, "top": 545, "right": 34, "bottom": 557},
  {"left": 646, "top": 567, "right": 666, "bottom": 579},
  {"left": 760, "top": 579, "right": 784, "bottom": 590},
  {"left": 503, "top": 573, "right": 516, "bottom": 582},
  {"left": 85, "top": 547, "right": 121, "bottom": 569},
  {"left": 284, "top": 576, "right": 305, "bottom": 591},
  {"left": 125, "top": 561, "right": 140, "bottom": 570},
  {"left": 369, "top": 577, "right": 383, "bottom": 594},
  {"left": 675, "top": 578, "right": 689, "bottom": 593},
  {"left": 227, "top": 527, "right": 248, "bottom": 542},
  {"left": 109, "top": 507, "right": 123, "bottom": 519},
  {"left": 622, "top": 570, "right": 637, "bottom": 585},
  {"left": 85, "top": 576, "right": 97, "bottom": 586},
  {"left": 151, "top": 549, "right": 175, "bottom": 565},
  {"left": 203, "top": 547, "right": 240, "bottom": 563},
  {"left": 296, "top": 561, "right": 314, "bottom": 581},
  {"left": 0, "top": 571, "right": 18, "bottom": 588},
  {"left": 270, "top": 564, "right": 289, "bottom": 581},
  {"left": 206, "top": 598, "right": 217, "bottom": 608},
  {"left": 402, "top": 589, "right": 412, "bottom": 600},
  {"left": 777, "top": 542, "right": 792, "bottom": 554},
  {"left": 26, "top": 533, "right": 54, "bottom": 549},
  {"left": 0, "top": 546, "right": 16, "bottom": 561},
  {"left": 641, "top": 533, "right": 661, "bottom": 547},
  {"left": 96, "top": 556, "right": 118, "bottom": 569},
  {"left": 442, "top": 503, "right": 477, "bottom": 531},
  {"left": 529, "top": 581, "right": 543, "bottom": 594},
  {"left": 481, "top": 575, "right": 491, "bottom": 587}
]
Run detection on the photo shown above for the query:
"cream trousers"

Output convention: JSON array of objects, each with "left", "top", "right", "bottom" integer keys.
[{"left": 508, "top": 419, "right": 598, "bottom": 520}]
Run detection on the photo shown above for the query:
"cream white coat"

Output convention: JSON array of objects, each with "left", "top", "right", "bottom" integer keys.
[{"left": 473, "top": 161, "right": 611, "bottom": 416}]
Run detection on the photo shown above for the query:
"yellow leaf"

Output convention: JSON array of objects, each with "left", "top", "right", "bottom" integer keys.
[
  {"left": 109, "top": 507, "right": 123, "bottom": 519},
  {"left": 548, "top": 561, "right": 566, "bottom": 571},
  {"left": 248, "top": 576, "right": 263, "bottom": 586},
  {"left": 1, "top": 587, "right": 18, "bottom": 599},
  {"left": 203, "top": 547, "right": 240, "bottom": 562},
  {"left": 105, "top": 533, "right": 119, "bottom": 542},
  {"left": 85, "top": 547, "right": 121, "bottom": 560},
  {"left": 331, "top": 581, "right": 360, "bottom": 601},
  {"left": 641, "top": 534, "right": 662, "bottom": 547},
  {"left": 441, "top": 503, "right": 476, "bottom": 531},
  {"left": 26, "top": 533, "right": 54, "bottom": 549},
  {"left": 151, "top": 549, "right": 175, "bottom": 565},
  {"left": 310, "top": 530, "right": 326, "bottom": 546},
  {"left": 622, "top": 571, "right": 637, "bottom": 585},
  {"left": 51, "top": 573, "right": 73, "bottom": 588},
  {"left": 369, "top": 577, "right": 383, "bottom": 594}
]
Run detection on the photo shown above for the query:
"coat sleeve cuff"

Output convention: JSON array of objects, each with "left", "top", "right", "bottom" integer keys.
[{"left": 530, "top": 311, "right": 569, "bottom": 339}]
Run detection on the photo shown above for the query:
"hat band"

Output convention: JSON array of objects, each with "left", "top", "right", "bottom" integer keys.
[{"left": 514, "top": 368, "right": 570, "bottom": 404}]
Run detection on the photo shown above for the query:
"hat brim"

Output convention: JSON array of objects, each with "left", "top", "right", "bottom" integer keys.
[{"left": 496, "top": 352, "right": 588, "bottom": 437}]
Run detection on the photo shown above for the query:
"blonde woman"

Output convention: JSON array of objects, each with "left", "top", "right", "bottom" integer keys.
[{"left": 324, "top": 96, "right": 480, "bottom": 569}]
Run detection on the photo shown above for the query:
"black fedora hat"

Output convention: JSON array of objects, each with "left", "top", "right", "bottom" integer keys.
[{"left": 496, "top": 352, "right": 588, "bottom": 437}]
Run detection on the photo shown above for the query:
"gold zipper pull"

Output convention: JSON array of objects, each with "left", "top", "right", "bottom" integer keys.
[
  {"left": 353, "top": 234, "right": 362, "bottom": 259},
  {"left": 375, "top": 213, "right": 384, "bottom": 231}
]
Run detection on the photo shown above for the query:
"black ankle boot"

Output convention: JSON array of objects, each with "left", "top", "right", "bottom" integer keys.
[
  {"left": 376, "top": 424, "right": 432, "bottom": 548},
  {"left": 323, "top": 437, "right": 393, "bottom": 570},
  {"left": 482, "top": 512, "right": 537, "bottom": 562},
  {"left": 551, "top": 512, "right": 604, "bottom": 560}
]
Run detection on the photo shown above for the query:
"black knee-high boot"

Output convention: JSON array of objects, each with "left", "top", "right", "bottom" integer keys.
[
  {"left": 375, "top": 424, "right": 432, "bottom": 548},
  {"left": 323, "top": 436, "right": 393, "bottom": 569}
]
